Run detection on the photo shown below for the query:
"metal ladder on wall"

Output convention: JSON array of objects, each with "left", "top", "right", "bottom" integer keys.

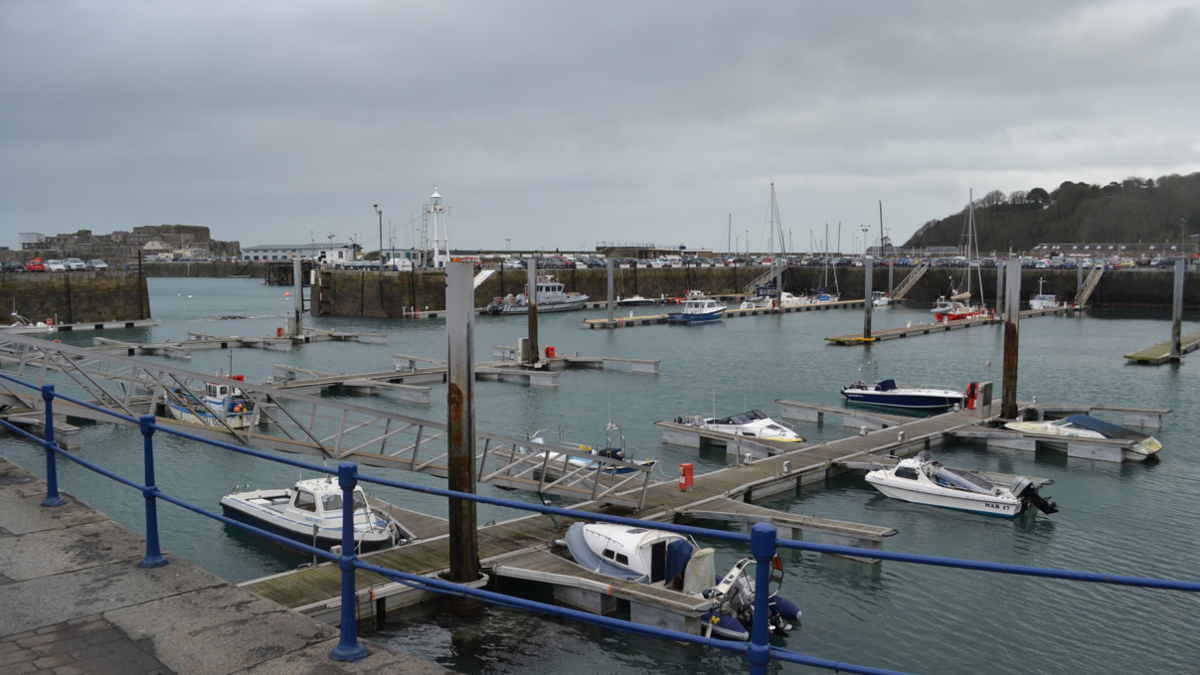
[{"left": 1076, "top": 266, "right": 1104, "bottom": 307}]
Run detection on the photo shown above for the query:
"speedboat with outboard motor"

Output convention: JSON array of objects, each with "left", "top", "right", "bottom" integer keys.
[
  {"left": 485, "top": 275, "right": 589, "bottom": 314},
  {"left": 556, "top": 522, "right": 801, "bottom": 640},
  {"left": 517, "top": 421, "right": 659, "bottom": 476},
  {"left": 667, "top": 290, "right": 726, "bottom": 323},
  {"left": 220, "top": 476, "right": 415, "bottom": 552},
  {"left": 865, "top": 452, "right": 1058, "bottom": 517},
  {"left": 616, "top": 294, "right": 656, "bottom": 307},
  {"left": 675, "top": 409, "right": 803, "bottom": 442},
  {"left": 1004, "top": 414, "right": 1161, "bottom": 461},
  {"left": 840, "top": 358, "right": 964, "bottom": 410}
]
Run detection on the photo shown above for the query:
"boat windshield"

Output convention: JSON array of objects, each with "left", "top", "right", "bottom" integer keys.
[{"left": 320, "top": 491, "right": 369, "bottom": 512}]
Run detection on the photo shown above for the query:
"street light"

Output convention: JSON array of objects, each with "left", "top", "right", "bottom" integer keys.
[
  {"left": 860, "top": 224, "right": 870, "bottom": 257},
  {"left": 374, "top": 205, "right": 383, "bottom": 265}
]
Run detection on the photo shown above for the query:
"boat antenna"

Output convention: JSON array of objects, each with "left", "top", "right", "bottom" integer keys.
[{"left": 712, "top": 390, "right": 716, "bottom": 419}]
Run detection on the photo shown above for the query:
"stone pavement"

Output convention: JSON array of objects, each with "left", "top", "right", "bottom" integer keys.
[{"left": 0, "top": 453, "right": 453, "bottom": 675}]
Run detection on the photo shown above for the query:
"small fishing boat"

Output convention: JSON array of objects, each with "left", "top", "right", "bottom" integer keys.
[
  {"left": 739, "top": 285, "right": 812, "bottom": 310},
  {"left": 220, "top": 476, "right": 415, "bottom": 552},
  {"left": 674, "top": 409, "right": 803, "bottom": 442},
  {"left": 518, "top": 421, "right": 659, "bottom": 476},
  {"left": 667, "top": 290, "right": 726, "bottom": 324},
  {"left": 616, "top": 295, "right": 655, "bottom": 307},
  {"left": 841, "top": 358, "right": 964, "bottom": 410},
  {"left": 163, "top": 378, "right": 255, "bottom": 429},
  {"left": 485, "top": 275, "right": 589, "bottom": 314},
  {"left": 556, "top": 522, "right": 801, "bottom": 640},
  {"left": 1003, "top": 414, "right": 1161, "bottom": 461},
  {"left": 1028, "top": 278, "right": 1063, "bottom": 310},
  {"left": 871, "top": 290, "right": 890, "bottom": 307},
  {"left": 865, "top": 452, "right": 1058, "bottom": 517}
]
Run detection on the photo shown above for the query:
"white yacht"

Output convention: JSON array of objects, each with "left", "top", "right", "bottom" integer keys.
[
  {"left": 1028, "top": 277, "right": 1063, "bottom": 310},
  {"left": 674, "top": 409, "right": 803, "bottom": 442},
  {"left": 485, "top": 275, "right": 589, "bottom": 314}
]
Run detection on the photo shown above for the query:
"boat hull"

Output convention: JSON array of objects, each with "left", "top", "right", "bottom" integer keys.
[
  {"left": 487, "top": 298, "right": 589, "bottom": 314},
  {"left": 866, "top": 475, "right": 1024, "bottom": 517},
  {"left": 667, "top": 309, "right": 725, "bottom": 323},
  {"left": 841, "top": 389, "right": 962, "bottom": 410},
  {"left": 219, "top": 495, "right": 397, "bottom": 552},
  {"left": 165, "top": 402, "right": 254, "bottom": 429}
]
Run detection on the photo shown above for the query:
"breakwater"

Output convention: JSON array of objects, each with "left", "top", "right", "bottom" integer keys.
[
  {"left": 142, "top": 261, "right": 268, "bottom": 278},
  {"left": 0, "top": 270, "right": 149, "bottom": 323},
  {"left": 314, "top": 266, "right": 1199, "bottom": 316}
]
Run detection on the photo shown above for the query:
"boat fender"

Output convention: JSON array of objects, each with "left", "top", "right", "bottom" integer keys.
[
  {"left": 545, "top": 346, "right": 556, "bottom": 359},
  {"left": 276, "top": 327, "right": 284, "bottom": 337}
]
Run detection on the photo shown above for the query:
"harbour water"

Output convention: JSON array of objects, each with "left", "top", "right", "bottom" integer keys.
[{"left": 3, "top": 277, "right": 1198, "bottom": 674}]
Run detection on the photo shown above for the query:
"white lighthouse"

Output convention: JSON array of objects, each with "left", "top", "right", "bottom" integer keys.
[{"left": 423, "top": 186, "right": 450, "bottom": 268}]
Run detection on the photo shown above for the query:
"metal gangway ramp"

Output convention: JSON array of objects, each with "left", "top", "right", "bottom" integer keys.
[
  {"left": 890, "top": 260, "right": 929, "bottom": 299},
  {"left": 0, "top": 334, "right": 653, "bottom": 509},
  {"left": 1077, "top": 265, "right": 1104, "bottom": 307}
]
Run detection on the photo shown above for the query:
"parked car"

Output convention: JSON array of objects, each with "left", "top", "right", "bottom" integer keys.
[
  {"left": 45, "top": 259, "right": 67, "bottom": 272},
  {"left": 3, "top": 260, "right": 25, "bottom": 273},
  {"left": 25, "top": 258, "right": 46, "bottom": 272},
  {"left": 86, "top": 259, "right": 109, "bottom": 270},
  {"left": 64, "top": 257, "right": 87, "bottom": 271},
  {"left": 501, "top": 258, "right": 526, "bottom": 270}
]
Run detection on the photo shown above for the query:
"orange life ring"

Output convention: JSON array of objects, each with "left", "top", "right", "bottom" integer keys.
[
  {"left": 45, "top": 318, "right": 53, "bottom": 326},
  {"left": 276, "top": 327, "right": 284, "bottom": 337},
  {"left": 545, "top": 346, "right": 556, "bottom": 359}
]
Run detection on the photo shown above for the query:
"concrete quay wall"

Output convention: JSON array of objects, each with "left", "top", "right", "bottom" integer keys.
[
  {"left": 0, "top": 271, "right": 150, "bottom": 324},
  {"left": 315, "top": 265, "right": 1200, "bottom": 317},
  {"left": 141, "top": 262, "right": 267, "bottom": 279}
]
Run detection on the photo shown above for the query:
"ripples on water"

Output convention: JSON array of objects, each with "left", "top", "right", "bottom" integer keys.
[{"left": 3, "top": 277, "right": 1199, "bottom": 674}]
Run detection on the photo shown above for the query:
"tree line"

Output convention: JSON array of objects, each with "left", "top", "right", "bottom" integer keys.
[{"left": 902, "top": 172, "right": 1200, "bottom": 253}]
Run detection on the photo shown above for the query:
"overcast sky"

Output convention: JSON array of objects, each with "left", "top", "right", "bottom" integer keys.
[{"left": 3, "top": 1, "right": 1199, "bottom": 255}]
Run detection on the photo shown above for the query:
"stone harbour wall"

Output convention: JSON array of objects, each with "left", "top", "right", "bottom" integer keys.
[{"left": 1, "top": 271, "right": 150, "bottom": 324}]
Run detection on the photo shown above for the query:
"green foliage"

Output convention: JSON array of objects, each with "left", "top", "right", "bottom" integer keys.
[{"left": 903, "top": 172, "right": 1200, "bottom": 252}]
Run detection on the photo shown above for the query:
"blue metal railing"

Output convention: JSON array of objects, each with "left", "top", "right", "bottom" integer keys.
[{"left": 2, "top": 370, "right": 1199, "bottom": 675}]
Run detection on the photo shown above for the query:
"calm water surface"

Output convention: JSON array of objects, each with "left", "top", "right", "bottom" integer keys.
[{"left": 4, "top": 277, "right": 1198, "bottom": 674}]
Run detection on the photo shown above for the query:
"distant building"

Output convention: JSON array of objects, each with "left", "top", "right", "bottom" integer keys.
[
  {"left": 242, "top": 243, "right": 361, "bottom": 263},
  {"left": 16, "top": 225, "right": 239, "bottom": 260},
  {"left": 1031, "top": 242, "right": 1197, "bottom": 258}
]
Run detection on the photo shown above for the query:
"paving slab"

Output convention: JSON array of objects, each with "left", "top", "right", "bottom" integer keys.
[
  {"left": 0, "top": 490, "right": 108, "bottom": 536},
  {"left": 0, "top": 520, "right": 146, "bottom": 581},
  {"left": 0, "top": 555, "right": 226, "bottom": 635},
  {"left": 0, "top": 455, "right": 54, "bottom": 499},
  {"left": 236, "top": 637, "right": 455, "bottom": 675},
  {"left": 103, "top": 584, "right": 340, "bottom": 675}
]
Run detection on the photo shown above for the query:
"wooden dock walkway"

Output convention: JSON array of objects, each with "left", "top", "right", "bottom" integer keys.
[
  {"left": 583, "top": 298, "right": 866, "bottom": 329},
  {"left": 1124, "top": 329, "right": 1200, "bottom": 364},
  {"left": 824, "top": 306, "right": 1075, "bottom": 344}
]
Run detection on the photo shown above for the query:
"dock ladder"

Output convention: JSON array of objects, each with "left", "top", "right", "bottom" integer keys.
[
  {"left": 1076, "top": 266, "right": 1104, "bottom": 307},
  {"left": 890, "top": 260, "right": 929, "bottom": 300}
]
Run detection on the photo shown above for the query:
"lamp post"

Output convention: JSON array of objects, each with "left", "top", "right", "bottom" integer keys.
[
  {"left": 860, "top": 224, "right": 870, "bottom": 257},
  {"left": 375, "top": 205, "right": 383, "bottom": 265}
]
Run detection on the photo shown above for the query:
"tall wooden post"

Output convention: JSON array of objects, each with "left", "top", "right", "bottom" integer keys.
[
  {"left": 863, "top": 257, "right": 873, "bottom": 339},
  {"left": 445, "top": 261, "right": 479, "bottom": 584},
  {"left": 1170, "top": 259, "right": 1185, "bottom": 359},
  {"left": 527, "top": 257, "right": 539, "bottom": 364},
  {"left": 1001, "top": 258, "right": 1021, "bottom": 419}
]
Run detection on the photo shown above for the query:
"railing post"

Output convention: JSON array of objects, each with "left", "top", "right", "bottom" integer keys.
[
  {"left": 330, "top": 461, "right": 368, "bottom": 662},
  {"left": 40, "top": 385, "right": 66, "bottom": 507},
  {"left": 748, "top": 522, "right": 776, "bottom": 675},
  {"left": 138, "top": 415, "right": 169, "bottom": 568}
]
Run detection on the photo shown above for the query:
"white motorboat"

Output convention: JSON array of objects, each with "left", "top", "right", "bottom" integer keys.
[
  {"left": 841, "top": 358, "right": 964, "bottom": 410},
  {"left": 674, "top": 409, "right": 803, "bottom": 442},
  {"left": 667, "top": 290, "right": 726, "bottom": 323},
  {"left": 865, "top": 453, "right": 1058, "bottom": 517},
  {"left": 1004, "top": 415, "right": 1161, "bottom": 461},
  {"left": 517, "top": 422, "right": 659, "bottom": 476},
  {"left": 485, "top": 275, "right": 589, "bottom": 314},
  {"left": 616, "top": 294, "right": 655, "bottom": 307},
  {"left": 739, "top": 289, "right": 812, "bottom": 310},
  {"left": 163, "top": 378, "right": 255, "bottom": 429},
  {"left": 871, "top": 290, "right": 890, "bottom": 307},
  {"left": 1028, "top": 277, "right": 1063, "bottom": 310},
  {"left": 220, "top": 476, "right": 415, "bottom": 552},
  {"left": 557, "top": 522, "right": 801, "bottom": 640}
]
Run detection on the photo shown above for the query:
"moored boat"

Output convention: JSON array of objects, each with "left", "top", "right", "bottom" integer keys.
[
  {"left": 1028, "top": 277, "right": 1063, "bottom": 310},
  {"left": 667, "top": 290, "right": 726, "bottom": 323},
  {"left": 220, "top": 477, "right": 415, "bottom": 552},
  {"left": 674, "top": 409, "right": 803, "bottom": 442},
  {"left": 871, "top": 290, "right": 890, "bottom": 307},
  {"left": 616, "top": 294, "right": 655, "bottom": 307},
  {"left": 930, "top": 292, "right": 989, "bottom": 321},
  {"left": 485, "top": 275, "right": 589, "bottom": 314},
  {"left": 865, "top": 452, "right": 1058, "bottom": 517},
  {"left": 163, "top": 378, "right": 255, "bottom": 429},
  {"left": 556, "top": 522, "right": 801, "bottom": 640},
  {"left": 1003, "top": 414, "right": 1161, "bottom": 461},
  {"left": 517, "top": 421, "right": 659, "bottom": 476},
  {"left": 841, "top": 358, "right": 964, "bottom": 410}
]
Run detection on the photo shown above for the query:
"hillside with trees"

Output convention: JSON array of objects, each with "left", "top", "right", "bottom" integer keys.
[{"left": 902, "top": 172, "right": 1200, "bottom": 253}]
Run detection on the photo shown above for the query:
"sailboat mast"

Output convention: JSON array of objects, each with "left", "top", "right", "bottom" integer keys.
[{"left": 879, "top": 200, "right": 884, "bottom": 257}]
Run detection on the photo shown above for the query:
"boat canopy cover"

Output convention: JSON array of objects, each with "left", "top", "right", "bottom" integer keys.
[
  {"left": 876, "top": 379, "right": 897, "bottom": 391},
  {"left": 712, "top": 410, "right": 769, "bottom": 425},
  {"left": 664, "top": 539, "right": 694, "bottom": 586},
  {"left": 1065, "top": 414, "right": 1149, "bottom": 442},
  {"left": 682, "top": 548, "right": 716, "bottom": 595},
  {"left": 934, "top": 466, "right": 997, "bottom": 495}
]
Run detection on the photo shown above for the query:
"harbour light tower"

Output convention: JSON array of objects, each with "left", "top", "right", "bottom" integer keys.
[{"left": 423, "top": 186, "right": 450, "bottom": 268}]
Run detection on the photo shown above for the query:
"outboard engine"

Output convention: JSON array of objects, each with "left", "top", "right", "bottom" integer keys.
[
  {"left": 1010, "top": 476, "right": 1059, "bottom": 514},
  {"left": 594, "top": 447, "right": 626, "bottom": 461}
]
